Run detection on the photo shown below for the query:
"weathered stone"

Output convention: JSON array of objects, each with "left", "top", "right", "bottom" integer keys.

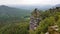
[
  {"left": 45, "top": 25, "right": 60, "bottom": 34},
  {"left": 30, "top": 8, "right": 41, "bottom": 30}
]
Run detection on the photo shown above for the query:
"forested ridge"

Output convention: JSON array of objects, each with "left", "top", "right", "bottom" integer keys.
[
  {"left": 0, "top": 5, "right": 30, "bottom": 24},
  {"left": 0, "top": 5, "right": 60, "bottom": 34}
]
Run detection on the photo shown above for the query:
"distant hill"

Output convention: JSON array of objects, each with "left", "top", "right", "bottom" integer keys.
[
  {"left": 8, "top": 5, "right": 52, "bottom": 10},
  {"left": 0, "top": 5, "right": 31, "bottom": 17},
  {"left": 52, "top": 4, "right": 60, "bottom": 8},
  {"left": 55, "top": 4, "right": 60, "bottom": 7},
  {"left": 0, "top": 5, "right": 31, "bottom": 24}
]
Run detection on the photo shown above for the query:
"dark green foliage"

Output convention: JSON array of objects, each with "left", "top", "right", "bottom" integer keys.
[
  {"left": 0, "top": 5, "right": 60, "bottom": 34},
  {"left": 35, "top": 7, "right": 60, "bottom": 34},
  {"left": 0, "top": 22, "right": 29, "bottom": 34},
  {"left": 0, "top": 5, "right": 30, "bottom": 34}
]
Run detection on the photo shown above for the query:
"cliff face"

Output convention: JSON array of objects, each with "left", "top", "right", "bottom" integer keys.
[{"left": 30, "top": 9, "right": 41, "bottom": 30}]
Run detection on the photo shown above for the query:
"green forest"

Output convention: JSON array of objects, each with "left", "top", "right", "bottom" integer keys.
[{"left": 0, "top": 5, "right": 60, "bottom": 34}]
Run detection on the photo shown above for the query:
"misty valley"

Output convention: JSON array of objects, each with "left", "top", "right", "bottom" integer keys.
[{"left": 0, "top": 4, "right": 60, "bottom": 34}]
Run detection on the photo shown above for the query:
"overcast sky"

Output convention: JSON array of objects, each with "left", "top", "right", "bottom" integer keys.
[{"left": 0, "top": 0, "right": 60, "bottom": 5}]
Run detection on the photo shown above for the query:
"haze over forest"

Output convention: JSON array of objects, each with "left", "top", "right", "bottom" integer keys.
[{"left": 0, "top": 0, "right": 60, "bottom": 34}]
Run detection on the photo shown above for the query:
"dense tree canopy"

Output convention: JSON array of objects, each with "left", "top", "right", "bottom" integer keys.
[{"left": 0, "top": 5, "right": 60, "bottom": 34}]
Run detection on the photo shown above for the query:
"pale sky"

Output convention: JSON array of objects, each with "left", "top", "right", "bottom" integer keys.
[{"left": 0, "top": 0, "right": 60, "bottom": 5}]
